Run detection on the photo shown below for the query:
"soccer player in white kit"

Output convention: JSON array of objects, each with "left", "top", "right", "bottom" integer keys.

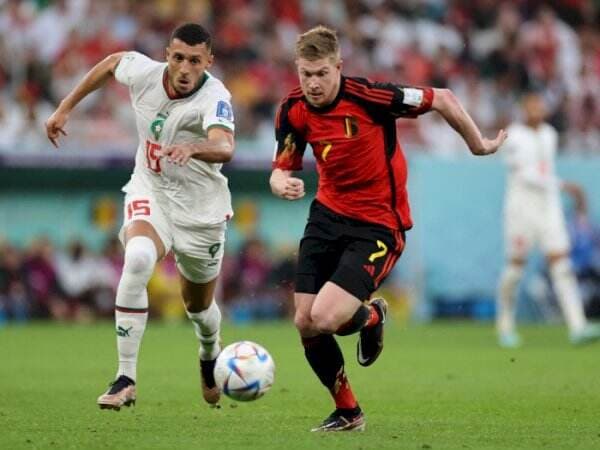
[
  {"left": 45, "top": 24, "right": 235, "bottom": 409},
  {"left": 497, "top": 92, "right": 600, "bottom": 347}
]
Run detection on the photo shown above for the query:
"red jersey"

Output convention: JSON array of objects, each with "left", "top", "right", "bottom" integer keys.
[{"left": 273, "top": 76, "right": 434, "bottom": 230}]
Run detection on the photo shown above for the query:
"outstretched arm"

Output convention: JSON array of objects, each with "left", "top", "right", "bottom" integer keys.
[
  {"left": 45, "top": 52, "right": 125, "bottom": 147},
  {"left": 431, "top": 88, "right": 507, "bottom": 156},
  {"left": 270, "top": 168, "right": 305, "bottom": 201}
]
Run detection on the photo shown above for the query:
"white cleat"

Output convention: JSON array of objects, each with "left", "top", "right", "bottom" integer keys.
[
  {"left": 570, "top": 324, "right": 600, "bottom": 346},
  {"left": 498, "top": 331, "right": 522, "bottom": 349}
]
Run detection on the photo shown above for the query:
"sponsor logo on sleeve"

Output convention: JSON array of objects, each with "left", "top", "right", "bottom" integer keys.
[{"left": 216, "top": 100, "right": 233, "bottom": 122}]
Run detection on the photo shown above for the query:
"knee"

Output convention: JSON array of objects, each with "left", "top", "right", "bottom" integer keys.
[
  {"left": 550, "top": 257, "right": 573, "bottom": 277},
  {"left": 294, "top": 311, "right": 315, "bottom": 335},
  {"left": 309, "top": 310, "right": 339, "bottom": 334},
  {"left": 502, "top": 261, "right": 524, "bottom": 283},
  {"left": 123, "top": 237, "right": 157, "bottom": 275}
]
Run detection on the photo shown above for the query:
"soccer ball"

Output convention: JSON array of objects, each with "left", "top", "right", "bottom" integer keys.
[{"left": 214, "top": 341, "right": 275, "bottom": 402}]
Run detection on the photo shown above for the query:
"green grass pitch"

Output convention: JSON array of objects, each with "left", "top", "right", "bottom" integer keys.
[{"left": 1, "top": 321, "right": 599, "bottom": 449}]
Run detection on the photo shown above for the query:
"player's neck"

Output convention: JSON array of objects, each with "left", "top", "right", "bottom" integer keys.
[{"left": 525, "top": 120, "right": 542, "bottom": 130}]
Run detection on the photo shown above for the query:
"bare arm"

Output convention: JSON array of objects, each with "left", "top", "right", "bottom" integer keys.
[
  {"left": 159, "top": 127, "right": 234, "bottom": 165},
  {"left": 270, "top": 168, "right": 305, "bottom": 201},
  {"left": 562, "top": 181, "right": 587, "bottom": 215},
  {"left": 431, "top": 88, "right": 507, "bottom": 156},
  {"left": 45, "top": 52, "right": 125, "bottom": 147}
]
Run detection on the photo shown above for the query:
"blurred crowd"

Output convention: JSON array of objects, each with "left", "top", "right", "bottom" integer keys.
[
  {"left": 2, "top": 202, "right": 600, "bottom": 323},
  {"left": 0, "top": 235, "right": 296, "bottom": 324},
  {"left": 0, "top": 0, "right": 599, "bottom": 158}
]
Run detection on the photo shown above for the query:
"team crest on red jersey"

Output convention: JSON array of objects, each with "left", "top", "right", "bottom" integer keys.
[{"left": 344, "top": 116, "right": 359, "bottom": 138}]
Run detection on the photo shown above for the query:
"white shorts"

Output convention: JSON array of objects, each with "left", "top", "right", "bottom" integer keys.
[
  {"left": 119, "top": 191, "right": 226, "bottom": 284},
  {"left": 504, "top": 193, "right": 570, "bottom": 259}
]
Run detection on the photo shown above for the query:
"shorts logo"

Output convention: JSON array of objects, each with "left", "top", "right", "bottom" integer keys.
[
  {"left": 362, "top": 264, "right": 375, "bottom": 277},
  {"left": 208, "top": 243, "right": 221, "bottom": 258},
  {"left": 216, "top": 101, "right": 233, "bottom": 122},
  {"left": 150, "top": 113, "right": 167, "bottom": 141},
  {"left": 368, "top": 240, "right": 388, "bottom": 262}
]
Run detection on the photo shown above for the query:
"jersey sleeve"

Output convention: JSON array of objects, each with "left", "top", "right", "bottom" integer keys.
[
  {"left": 272, "top": 99, "right": 307, "bottom": 171},
  {"left": 345, "top": 78, "right": 434, "bottom": 119},
  {"left": 114, "top": 51, "right": 160, "bottom": 88},
  {"left": 201, "top": 87, "right": 235, "bottom": 133},
  {"left": 389, "top": 85, "right": 434, "bottom": 118}
]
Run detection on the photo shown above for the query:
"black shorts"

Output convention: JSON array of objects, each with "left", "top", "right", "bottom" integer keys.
[{"left": 295, "top": 200, "right": 406, "bottom": 301}]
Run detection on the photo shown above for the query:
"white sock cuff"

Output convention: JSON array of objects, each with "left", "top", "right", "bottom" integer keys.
[
  {"left": 186, "top": 300, "right": 220, "bottom": 321},
  {"left": 186, "top": 300, "right": 221, "bottom": 345}
]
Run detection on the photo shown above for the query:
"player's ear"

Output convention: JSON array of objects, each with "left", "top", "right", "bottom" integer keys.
[
  {"left": 206, "top": 52, "right": 214, "bottom": 68},
  {"left": 165, "top": 46, "right": 171, "bottom": 61}
]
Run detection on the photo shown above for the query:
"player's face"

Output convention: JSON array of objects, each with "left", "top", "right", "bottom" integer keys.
[
  {"left": 166, "top": 39, "right": 213, "bottom": 95},
  {"left": 296, "top": 56, "right": 342, "bottom": 108},
  {"left": 522, "top": 94, "right": 546, "bottom": 126}
]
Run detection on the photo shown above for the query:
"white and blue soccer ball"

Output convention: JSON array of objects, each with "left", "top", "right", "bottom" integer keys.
[{"left": 214, "top": 341, "right": 275, "bottom": 402}]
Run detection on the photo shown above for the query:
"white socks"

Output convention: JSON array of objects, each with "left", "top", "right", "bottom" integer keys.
[
  {"left": 497, "top": 259, "right": 587, "bottom": 337},
  {"left": 187, "top": 300, "right": 222, "bottom": 361},
  {"left": 496, "top": 264, "right": 523, "bottom": 335},
  {"left": 550, "top": 258, "right": 587, "bottom": 335},
  {"left": 114, "top": 236, "right": 157, "bottom": 381}
]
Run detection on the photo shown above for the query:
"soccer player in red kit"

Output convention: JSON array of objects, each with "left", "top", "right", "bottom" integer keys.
[{"left": 270, "top": 26, "right": 507, "bottom": 432}]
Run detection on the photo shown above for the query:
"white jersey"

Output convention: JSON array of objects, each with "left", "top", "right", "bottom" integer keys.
[
  {"left": 503, "top": 122, "right": 560, "bottom": 198},
  {"left": 502, "top": 122, "right": 569, "bottom": 257},
  {"left": 115, "top": 51, "right": 234, "bottom": 226}
]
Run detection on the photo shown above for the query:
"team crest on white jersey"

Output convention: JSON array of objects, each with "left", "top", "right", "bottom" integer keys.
[{"left": 150, "top": 113, "right": 167, "bottom": 141}]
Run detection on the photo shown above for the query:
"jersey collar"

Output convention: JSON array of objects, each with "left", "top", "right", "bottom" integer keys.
[
  {"left": 162, "top": 69, "right": 208, "bottom": 100},
  {"left": 304, "top": 75, "right": 345, "bottom": 114}
]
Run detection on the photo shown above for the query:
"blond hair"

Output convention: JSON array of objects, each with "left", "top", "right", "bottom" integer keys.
[{"left": 295, "top": 25, "right": 340, "bottom": 61}]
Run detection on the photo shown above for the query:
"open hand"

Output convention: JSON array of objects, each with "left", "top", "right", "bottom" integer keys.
[
  {"left": 476, "top": 129, "right": 508, "bottom": 156},
  {"left": 159, "top": 144, "right": 194, "bottom": 166}
]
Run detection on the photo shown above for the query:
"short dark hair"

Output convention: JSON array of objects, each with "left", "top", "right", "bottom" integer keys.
[{"left": 170, "top": 23, "right": 212, "bottom": 50}]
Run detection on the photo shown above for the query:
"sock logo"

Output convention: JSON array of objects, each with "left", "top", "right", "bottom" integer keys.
[
  {"left": 117, "top": 325, "right": 133, "bottom": 337},
  {"left": 208, "top": 243, "right": 221, "bottom": 258}
]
